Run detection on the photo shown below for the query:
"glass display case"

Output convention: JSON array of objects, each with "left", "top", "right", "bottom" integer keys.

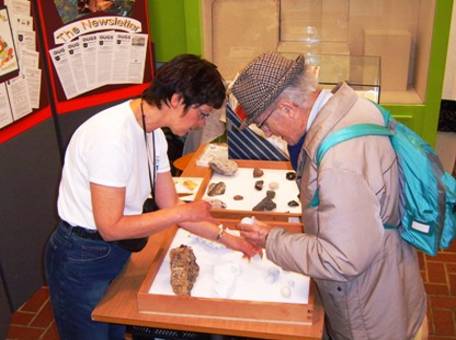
[
  {"left": 148, "top": 0, "right": 453, "bottom": 144},
  {"left": 201, "top": 0, "right": 433, "bottom": 104}
]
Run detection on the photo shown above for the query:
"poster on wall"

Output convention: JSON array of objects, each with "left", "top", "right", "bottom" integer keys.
[
  {"left": 0, "top": 0, "right": 50, "bottom": 143},
  {"left": 0, "top": 0, "right": 44, "bottom": 131},
  {"left": 0, "top": 7, "right": 19, "bottom": 82},
  {"left": 38, "top": 0, "right": 153, "bottom": 105}
]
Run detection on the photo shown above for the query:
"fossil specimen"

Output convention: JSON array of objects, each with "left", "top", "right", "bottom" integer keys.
[
  {"left": 254, "top": 180, "right": 264, "bottom": 191},
  {"left": 209, "top": 159, "right": 238, "bottom": 176},
  {"left": 288, "top": 200, "right": 299, "bottom": 207},
  {"left": 253, "top": 168, "right": 264, "bottom": 178},
  {"left": 252, "top": 196, "right": 276, "bottom": 211},
  {"left": 233, "top": 195, "right": 244, "bottom": 200},
  {"left": 266, "top": 190, "right": 276, "bottom": 199},
  {"left": 286, "top": 171, "right": 296, "bottom": 180},
  {"left": 207, "top": 181, "right": 226, "bottom": 196},
  {"left": 169, "top": 245, "right": 199, "bottom": 296},
  {"left": 208, "top": 198, "right": 227, "bottom": 209}
]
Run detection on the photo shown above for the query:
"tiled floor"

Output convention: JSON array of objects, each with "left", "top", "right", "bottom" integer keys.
[
  {"left": 5, "top": 249, "right": 456, "bottom": 339},
  {"left": 6, "top": 286, "right": 59, "bottom": 339}
]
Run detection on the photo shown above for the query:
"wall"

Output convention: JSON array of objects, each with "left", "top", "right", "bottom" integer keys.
[
  {"left": 0, "top": 119, "right": 61, "bottom": 310},
  {"left": 148, "top": 0, "right": 201, "bottom": 61},
  {"left": 443, "top": 1, "right": 456, "bottom": 100},
  {"left": 0, "top": 266, "right": 11, "bottom": 339}
]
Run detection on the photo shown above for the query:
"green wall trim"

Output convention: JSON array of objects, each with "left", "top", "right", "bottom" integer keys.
[
  {"left": 184, "top": 0, "right": 202, "bottom": 56},
  {"left": 420, "top": 0, "right": 453, "bottom": 145},
  {"left": 148, "top": 0, "right": 188, "bottom": 62}
]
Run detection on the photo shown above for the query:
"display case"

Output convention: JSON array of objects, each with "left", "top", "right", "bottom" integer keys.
[
  {"left": 201, "top": 0, "right": 431, "bottom": 102},
  {"left": 308, "top": 54, "right": 381, "bottom": 103},
  {"left": 148, "top": 0, "right": 453, "bottom": 145}
]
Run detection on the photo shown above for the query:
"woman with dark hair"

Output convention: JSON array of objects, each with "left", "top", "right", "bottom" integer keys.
[{"left": 45, "top": 54, "right": 259, "bottom": 339}]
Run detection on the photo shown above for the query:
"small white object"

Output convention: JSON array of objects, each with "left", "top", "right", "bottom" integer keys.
[
  {"left": 281, "top": 285, "right": 292, "bottom": 298},
  {"left": 411, "top": 220, "right": 430, "bottom": 234},
  {"left": 240, "top": 216, "right": 255, "bottom": 225},
  {"left": 268, "top": 181, "right": 279, "bottom": 190},
  {"left": 264, "top": 267, "right": 280, "bottom": 284},
  {"left": 196, "top": 144, "right": 228, "bottom": 167}
]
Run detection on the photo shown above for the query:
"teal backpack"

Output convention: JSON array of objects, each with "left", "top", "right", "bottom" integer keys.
[{"left": 314, "top": 104, "right": 456, "bottom": 256}]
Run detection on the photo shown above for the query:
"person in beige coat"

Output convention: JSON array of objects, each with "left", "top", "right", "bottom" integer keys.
[{"left": 232, "top": 52, "right": 428, "bottom": 340}]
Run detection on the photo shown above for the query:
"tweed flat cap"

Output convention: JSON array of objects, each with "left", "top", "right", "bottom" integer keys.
[{"left": 231, "top": 53, "right": 305, "bottom": 128}]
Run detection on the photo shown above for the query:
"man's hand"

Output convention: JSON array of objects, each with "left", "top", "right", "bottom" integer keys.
[{"left": 238, "top": 219, "right": 270, "bottom": 248}]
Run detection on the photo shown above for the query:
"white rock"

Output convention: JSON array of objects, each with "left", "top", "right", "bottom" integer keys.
[
  {"left": 240, "top": 216, "right": 255, "bottom": 225},
  {"left": 281, "top": 286, "right": 292, "bottom": 298}
]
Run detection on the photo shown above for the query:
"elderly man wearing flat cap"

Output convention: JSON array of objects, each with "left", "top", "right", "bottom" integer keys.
[{"left": 234, "top": 53, "right": 427, "bottom": 340}]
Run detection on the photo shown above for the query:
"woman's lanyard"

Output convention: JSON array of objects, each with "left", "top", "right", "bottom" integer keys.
[{"left": 140, "top": 99, "right": 156, "bottom": 198}]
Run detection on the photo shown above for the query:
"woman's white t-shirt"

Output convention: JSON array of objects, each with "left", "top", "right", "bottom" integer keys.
[{"left": 57, "top": 100, "right": 170, "bottom": 230}]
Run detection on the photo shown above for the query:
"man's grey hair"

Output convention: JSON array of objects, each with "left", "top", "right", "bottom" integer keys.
[{"left": 274, "top": 65, "right": 318, "bottom": 108}]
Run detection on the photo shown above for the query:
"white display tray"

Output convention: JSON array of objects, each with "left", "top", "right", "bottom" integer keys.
[
  {"left": 148, "top": 228, "right": 310, "bottom": 304},
  {"left": 202, "top": 168, "right": 301, "bottom": 214}
]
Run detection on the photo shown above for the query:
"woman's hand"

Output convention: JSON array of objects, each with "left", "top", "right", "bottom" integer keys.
[
  {"left": 221, "top": 232, "right": 262, "bottom": 258},
  {"left": 238, "top": 219, "right": 270, "bottom": 249},
  {"left": 180, "top": 200, "right": 216, "bottom": 223}
]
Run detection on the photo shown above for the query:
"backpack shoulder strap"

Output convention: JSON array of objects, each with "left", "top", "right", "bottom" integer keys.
[{"left": 316, "top": 124, "right": 394, "bottom": 166}]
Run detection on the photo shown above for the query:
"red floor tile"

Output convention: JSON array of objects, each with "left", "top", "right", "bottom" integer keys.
[
  {"left": 19, "top": 287, "right": 49, "bottom": 313},
  {"left": 427, "top": 262, "right": 448, "bottom": 284},
  {"left": 432, "top": 309, "right": 455, "bottom": 336},
  {"left": 425, "top": 283, "right": 450, "bottom": 296},
  {"left": 9, "top": 311, "right": 35, "bottom": 326},
  {"left": 30, "top": 299, "right": 54, "bottom": 328},
  {"left": 40, "top": 322, "right": 60, "bottom": 340},
  {"left": 7, "top": 325, "right": 45, "bottom": 339}
]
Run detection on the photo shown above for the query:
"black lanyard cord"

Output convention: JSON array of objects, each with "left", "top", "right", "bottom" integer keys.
[{"left": 140, "top": 99, "right": 156, "bottom": 198}]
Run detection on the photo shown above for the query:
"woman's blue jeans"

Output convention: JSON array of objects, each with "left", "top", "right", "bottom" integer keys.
[{"left": 45, "top": 221, "right": 131, "bottom": 340}]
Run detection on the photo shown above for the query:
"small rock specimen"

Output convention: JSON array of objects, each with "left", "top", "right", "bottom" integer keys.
[
  {"left": 286, "top": 171, "right": 296, "bottom": 180},
  {"left": 209, "top": 159, "right": 238, "bottom": 176},
  {"left": 288, "top": 200, "right": 299, "bottom": 207},
  {"left": 183, "top": 179, "right": 198, "bottom": 191},
  {"left": 254, "top": 180, "right": 264, "bottom": 191},
  {"left": 268, "top": 181, "right": 279, "bottom": 190},
  {"left": 280, "top": 285, "right": 291, "bottom": 298},
  {"left": 266, "top": 190, "right": 275, "bottom": 199},
  {"left": 253, "top": 168, "right": 264, "bottom": 178},
  {"left": 208, "top": 199, "right": 227, "bottom": 209},
  {"left": 207, "top": 181, "right": 226, "bottom": 196},
  {"left": 233, "top": 195, "right": 244, "bottom": 200},
  {"left": 169, "top": 245, "right": 199, "bottom": 296},
  {"left": 252, "top": 196, "right": 276, "bottom": 211}
]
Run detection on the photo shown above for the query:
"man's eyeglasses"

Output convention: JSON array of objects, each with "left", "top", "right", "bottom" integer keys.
[{"left": 256, "top": 107, "right": 276, "bottom": 129}]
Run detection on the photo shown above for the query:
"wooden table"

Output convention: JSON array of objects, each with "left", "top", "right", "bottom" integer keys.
[{"left": 92, "top": 146, "right": 324, "bottom": 339}]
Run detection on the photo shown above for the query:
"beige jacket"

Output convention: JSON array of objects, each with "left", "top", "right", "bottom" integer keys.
[{"left": 266, "top": 83, "right": 426, "bottom": 339}]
